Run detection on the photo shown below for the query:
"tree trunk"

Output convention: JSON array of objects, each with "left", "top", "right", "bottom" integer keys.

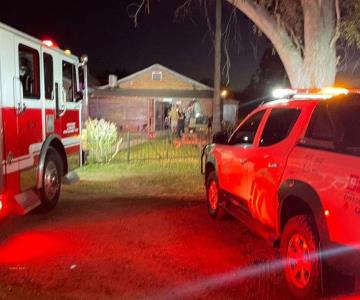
[
  {"left": 213, "top": 0, "right": 222, "bottom": 133},
  {"left": 296, "top": 0, "right": 337, "bottom": 88},
  {"left": 227, "top": 0, "right": 338, "bottom": 89}
]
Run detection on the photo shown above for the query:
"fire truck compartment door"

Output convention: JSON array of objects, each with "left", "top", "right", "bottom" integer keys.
[
  {"left": 14, "top": 37, "right": 43, "bottom": 191},
  {"left": 0, "top": 56, "right": 4, "bottom": 193}
]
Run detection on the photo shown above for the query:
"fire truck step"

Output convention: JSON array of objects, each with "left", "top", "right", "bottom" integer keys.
[
  {"left": 14, "top": 190, "right": 41, "bottom": 215},
  {"left": 62, "top": 171, "right": 80, "bottom": 185}
]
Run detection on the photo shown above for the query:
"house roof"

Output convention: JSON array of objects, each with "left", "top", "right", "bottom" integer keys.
[
  {"left": 98, "top": 63, "right": 213, "bottom": 91},
  {"left": 92, "top": 89, "right": 213, "bottom": 98}
]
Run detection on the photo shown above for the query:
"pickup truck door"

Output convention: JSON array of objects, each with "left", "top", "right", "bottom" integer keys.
[
  {"left": 245, "top": 107, "right": 302, "bottom": 228},
  {"left": 223, "top": 110, "right": 266, "bottom": 202}
]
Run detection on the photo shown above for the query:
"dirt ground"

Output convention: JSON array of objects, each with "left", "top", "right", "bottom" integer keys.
[{"left": 0, "top": 164, "right": 357, "bottom": 300}]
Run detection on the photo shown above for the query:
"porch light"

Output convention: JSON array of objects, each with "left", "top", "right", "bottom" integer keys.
[{"left": 221, "top": 89, "right": 228, "bottom": 98}]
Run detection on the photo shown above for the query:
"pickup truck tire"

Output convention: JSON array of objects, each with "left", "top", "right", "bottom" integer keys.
[
  {"left": 280, "top": 214, "right": 321, "bottom": 299},
  {"left": 39, "top": 147, "right": 63, "bottom": 212},
  {"left": 206, "top": 171, "right": 227, "bottom": 219}
]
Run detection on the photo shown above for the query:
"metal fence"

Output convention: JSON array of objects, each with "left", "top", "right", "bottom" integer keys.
[{"left": 114, "top": 130, "right": 211, "bottom": 163}]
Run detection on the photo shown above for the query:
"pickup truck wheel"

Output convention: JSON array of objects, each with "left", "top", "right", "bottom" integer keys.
[
  {"left": 39, "top": 147, "right": 63, "bottom": 212},
  {"left": 206, "top": 171, "right": 227, "bottom": 219},
  {"left": 280, "top": 215, "right": 321, "bottom": 299}
]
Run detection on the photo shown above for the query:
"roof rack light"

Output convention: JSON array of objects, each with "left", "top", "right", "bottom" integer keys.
[
  {"left": 272, "top": 88, "right": 297, "bottom": 98},
  {"left": 272, "top": 87, "right": 349, "bottom": 100},
  {"left": 320, "top": 87, "right": 349, "bottom": 96}
]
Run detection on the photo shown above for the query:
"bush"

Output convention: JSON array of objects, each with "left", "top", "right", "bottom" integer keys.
[{"left": 84, "top": 118, "right": 122, "bottom": 163}]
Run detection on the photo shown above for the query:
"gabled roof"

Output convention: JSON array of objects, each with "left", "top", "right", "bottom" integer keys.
[{"left": 98, "top": 63, "right": 213, "bottom": 90}]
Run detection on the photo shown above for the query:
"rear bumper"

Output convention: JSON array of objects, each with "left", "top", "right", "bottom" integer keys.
[{"left": 324, "top": 242, "right": 360, "bottom": 275}]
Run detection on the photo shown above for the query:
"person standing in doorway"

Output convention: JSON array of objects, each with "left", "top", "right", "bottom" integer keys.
[
  {"left": 169, "top": 104, "right": 179, "bottom": 134},
  {"left": 177, "top": 107, "right": 185, "bottom": 138}
]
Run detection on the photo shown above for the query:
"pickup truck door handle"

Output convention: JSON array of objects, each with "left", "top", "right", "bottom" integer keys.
[
  {"left": 239, "top": 158, "right": 247, "bottom": 164},
  {"left": 268, "top": 162, "right": 278, "bottom": 169}
]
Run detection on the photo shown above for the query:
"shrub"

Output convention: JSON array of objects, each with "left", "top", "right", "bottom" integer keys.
[{"left": 84, "top": 118, "right": 122, "bottom": 163}]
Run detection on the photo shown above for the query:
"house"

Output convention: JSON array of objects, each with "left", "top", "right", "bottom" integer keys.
[{"left": 89, "top": 64, "right": 214, "bottom": 133}]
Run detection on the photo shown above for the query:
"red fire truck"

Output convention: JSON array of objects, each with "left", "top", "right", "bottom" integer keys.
[{"left": 0, "top": 22, "right": 88, "bottom": 216}]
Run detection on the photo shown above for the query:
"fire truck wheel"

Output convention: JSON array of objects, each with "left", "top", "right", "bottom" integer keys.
[
  {"left": 280, "top": 214, "right": 321, "bottom": 299},
  {"left": 39, "top": 147, "right": 63, "bottom": 212},
  {"left": 206, "top": 171, "right": 227, "bottom": 219}
]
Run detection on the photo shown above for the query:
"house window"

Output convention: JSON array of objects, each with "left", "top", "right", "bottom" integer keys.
[{"left": 152, "top": 71, "right": 162, "bottom": 81}]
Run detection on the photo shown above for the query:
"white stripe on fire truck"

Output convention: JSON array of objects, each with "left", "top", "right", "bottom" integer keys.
[{"left": 2, "top": 139, "right": 81, "bottom": 174}]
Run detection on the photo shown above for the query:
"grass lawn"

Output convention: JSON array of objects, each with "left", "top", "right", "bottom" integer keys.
[
  {"left": 68, "top": 159, "right": 205, "bottom": 202},
  {"left": 114, "top": 137, "right": 205, "bottom": 162}
]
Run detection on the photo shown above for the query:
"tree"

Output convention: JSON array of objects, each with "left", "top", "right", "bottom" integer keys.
[
  {"left": 242, "top": 46, "right": 289, "bottom": 98},
  {"left": 132, "top": 0, "right": 360, "bottom": 89},
  {"left": 226, "top": 0, "right": 360, "bottom": 88},
  {"left": 130, "top": 0, "right": 360, "bottom": 133},
  {"left": 237, "top": 46, "right": 289, "bottom": 119}
]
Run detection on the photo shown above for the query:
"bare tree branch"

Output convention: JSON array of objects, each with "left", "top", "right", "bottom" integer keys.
[
  {"left": 227, "top": 0, "right": 304, "bottom": 86},
  {"left": 330, "top": 0, "right": 341, "bottom": 48},
  {"left": 127, "top": 0, "right": 151, "bottom": 27},
  {"left": 222, "top": 7, "right": 240, "bottom": 85},
  {"left": 175, "top": 0, "right": 193, "bottom": 19}
]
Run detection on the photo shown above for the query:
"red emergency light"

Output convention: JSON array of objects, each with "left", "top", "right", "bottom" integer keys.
[{"left": 42, "top": 40, "right": 59, "bottom": 48}]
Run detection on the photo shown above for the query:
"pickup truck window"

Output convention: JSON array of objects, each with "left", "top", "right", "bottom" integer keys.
[
  {"left": 305, "top": 95, "right": 360, "bottom": 156},
  {"left": 260, "top": 108, "right": 300, "bottom": 147},
  {"left": 228, "top": 110, "right": 265, "bottom": 145},
  {"left": 306, "top": 106, "right": 334, "bottom": 141}
]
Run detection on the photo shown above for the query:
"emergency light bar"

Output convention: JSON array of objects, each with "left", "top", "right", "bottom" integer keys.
[
  {"left": 272, "top": 88, "right": 297, "bottom": 98},
  {"left": 272, "top": 87, "right": 350, "bottom": 100},
  {"left": 42, "top": 39, "right": 59, "bottom": 48}
]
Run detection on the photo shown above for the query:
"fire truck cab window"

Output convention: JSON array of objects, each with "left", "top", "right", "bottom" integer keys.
[
  {"left": 43, "top": 53, "right": 53, "bottom": 100},
  {"left": 18, "top": 44, "right": 40, "bottom": 99},
  {"left": 62, "top": 61, "right": 76, "bottom": 102}
]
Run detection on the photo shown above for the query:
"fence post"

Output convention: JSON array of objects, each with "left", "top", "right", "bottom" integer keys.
[
  {"left": 166, "top": 132, "right": 169, "bottom": 160},
  {"left": 127, "top": 131, "right": 131, "bottom": 163}
]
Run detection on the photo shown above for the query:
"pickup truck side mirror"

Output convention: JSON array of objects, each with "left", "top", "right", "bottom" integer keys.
[{"left": 212, "top": 131, "right": 229, "bottom": 144}]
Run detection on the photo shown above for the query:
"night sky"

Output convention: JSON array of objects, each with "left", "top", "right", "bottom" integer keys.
[{"left": 1, "top": 0, "right": 265, "bottom": 90}]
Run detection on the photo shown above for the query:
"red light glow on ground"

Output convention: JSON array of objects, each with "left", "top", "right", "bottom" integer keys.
[{"left": 0, "top": 230, "right": 79, "bottom": 265}]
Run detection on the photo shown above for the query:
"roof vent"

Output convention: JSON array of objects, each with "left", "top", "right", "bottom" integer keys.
[
  {"left": 108, "top": 74, "right": 118, "bottom": 88},
  {"left": 152, "top": 71, "right": 162, "bottom": 81}
]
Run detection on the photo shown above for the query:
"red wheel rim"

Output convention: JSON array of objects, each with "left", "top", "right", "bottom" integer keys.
[
  {"left": 285, "top": 233, "right": 312, "bottom": 289},
  {"left": 208, "top": 180, "right": 218, "bottom": 211}
]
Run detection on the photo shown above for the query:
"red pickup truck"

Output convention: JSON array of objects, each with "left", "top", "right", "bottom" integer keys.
[{"left": 202, "top": 88, "right": 360, "bottom": 298}]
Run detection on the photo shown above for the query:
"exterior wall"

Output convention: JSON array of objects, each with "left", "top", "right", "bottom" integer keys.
[
  {"left": 89, "top": 95, "right": 213, "bottom": 132},
  {"left": 118, "top": 67, "right": 207, "bottom": 91},
  {"left": 89, "top": 96, "right": 148, "bottom": 132}
]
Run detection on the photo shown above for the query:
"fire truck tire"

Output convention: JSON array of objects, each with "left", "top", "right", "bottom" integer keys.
[
  {"left": 280, "top": 214, "right": 321, "bottom": 299},
  {"left": 206, "top": 171, "right": 227, "bottom": 219},
  {"left": 39, "top": 147, "right": 63, "bottom": 212}
]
